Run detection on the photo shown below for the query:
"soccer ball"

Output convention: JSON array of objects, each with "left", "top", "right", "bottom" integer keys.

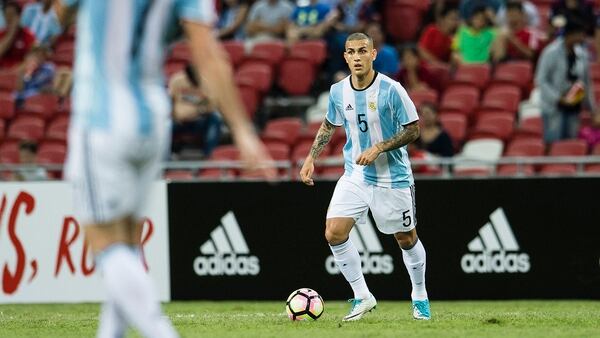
[{"left": 285, "top": 288, "right": 324, "bottom": 321}]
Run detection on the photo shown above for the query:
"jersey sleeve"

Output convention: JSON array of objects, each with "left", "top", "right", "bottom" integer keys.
[
  {"left": 390, "top": 83, "right": 418, "bottom": 126},
  {"left": 175, "top": 0, "right": 217, "bottom": 26},
  {"left": 325, "top": 88, "right": 343, "bottom": 126}
]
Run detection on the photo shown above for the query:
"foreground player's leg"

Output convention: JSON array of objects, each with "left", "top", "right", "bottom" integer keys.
[
  {"left": 88, "top": 219, "right": 178, "bottom": 338},
  {"left": 97, "top": 299, "right": 126, "bottom": 338},
  {"left": 395, "top": 229, "right": 430, "bottom": 320},
  {"left": 326, "top": 218, "right": 377, "bottom": 321}
]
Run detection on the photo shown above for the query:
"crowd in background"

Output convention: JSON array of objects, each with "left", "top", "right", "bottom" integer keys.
[{"left": 0, "top": 0, "right": 600, "bottom": 176}]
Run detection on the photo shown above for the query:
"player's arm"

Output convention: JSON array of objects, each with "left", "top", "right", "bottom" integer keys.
[
  {"left": 355, "top": 121, "right": 420, "bottom": 166},
  {"left": 182, "top": 21, "right": 275, "bottom": 178},
  {"left": 300, "top": 119, "right": 337, "bottom": 186}
]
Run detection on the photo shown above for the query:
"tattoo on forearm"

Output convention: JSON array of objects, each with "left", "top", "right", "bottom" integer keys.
[
  {"left": 377, "top": 122, "right": 420, "bottom": 152},
  {"left": 309, "top": 120, "right": 336, "bottom": 159}
]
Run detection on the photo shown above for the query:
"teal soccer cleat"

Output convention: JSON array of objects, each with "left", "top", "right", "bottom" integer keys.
[{"left": 412, "top": 299, "right": 431, "bottom": 320}]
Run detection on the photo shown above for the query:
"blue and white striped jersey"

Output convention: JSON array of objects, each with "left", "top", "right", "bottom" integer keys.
[
  {"left": 326, "top": 72, "right": 419, "bottom": 188},
  {"left": 65, "top": 0, "right": 215, "bottom": 135}
]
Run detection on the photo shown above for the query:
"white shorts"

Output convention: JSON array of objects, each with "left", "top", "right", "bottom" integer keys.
[
  {"left": 326, "top": 175, "right": 416, "bottom": 234},
  {"left": 65, "top": 125, "right": 170, "bottom": 225}
]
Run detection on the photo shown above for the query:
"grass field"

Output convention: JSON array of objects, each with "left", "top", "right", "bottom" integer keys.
[{"left": 0, "top": 300, "right": 599, "bottom": 337}]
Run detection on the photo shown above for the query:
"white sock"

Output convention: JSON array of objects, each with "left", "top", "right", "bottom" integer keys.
[
  {"left": 97, "top": 299, "right": 126, "bottom": 338},
  {"left": 401, "top": 238, "right": 428, "bottom": 301},
  {"left": 329, "top": 239, "right": 371, "bottom": 300},
  {"left": 97, "top": 244, "right": 178, "bottom": 338}
]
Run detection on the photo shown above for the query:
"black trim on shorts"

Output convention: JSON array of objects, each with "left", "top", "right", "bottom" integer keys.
[{"left": 410, "top": 184, "right": 417, "bottom": 228}]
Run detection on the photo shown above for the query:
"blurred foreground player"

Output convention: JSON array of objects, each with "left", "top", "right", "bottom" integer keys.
[
  {"left": 300, "top": 33, "right": 431, "bottom": 321},
  {"left": 56, "top": 0, "right": 275, "bottom": 337}
]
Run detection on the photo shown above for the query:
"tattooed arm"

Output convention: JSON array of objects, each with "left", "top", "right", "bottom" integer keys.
[
  {"left": 355, "top": 121, "right": 420, "bottom": 166},
  {"left": 300, "top": 119, "right": 337, "bottom": 185}
]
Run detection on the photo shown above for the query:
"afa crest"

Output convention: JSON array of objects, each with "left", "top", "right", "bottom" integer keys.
[{"left": 368, "top": 102, "right": 376, "bottom": 111}]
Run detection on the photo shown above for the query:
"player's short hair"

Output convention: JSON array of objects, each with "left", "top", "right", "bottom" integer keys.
[{"left": 346, "top": 32, "right": 373, "bottom": 48}]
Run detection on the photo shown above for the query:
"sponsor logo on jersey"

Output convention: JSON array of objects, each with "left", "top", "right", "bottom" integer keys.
[
  {"left": 193, "top": 211, "right": 260, "bottom": 276},
  {"left": 345, "top": 104, "right": 354, "bottom": 111},
  {"left": 461, "top": 208, "right": 530, "bottom": 274}
]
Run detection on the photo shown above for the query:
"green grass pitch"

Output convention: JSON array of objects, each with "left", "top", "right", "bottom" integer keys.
[{"left": 0, "top": 301, "right": 599, "bottom": 337}]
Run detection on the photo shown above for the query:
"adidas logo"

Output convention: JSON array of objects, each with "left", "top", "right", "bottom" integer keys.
[
  {"left": 325, "top": 218, "right": 394, "bottom": 275},
  {"left": 345, "top": 104, "right": 354, "bottom": 111},
  {"left": 461, "top": 208, "right": 530, "bottom": 274},
  {"left": 193, "top": 211, "right": 260, "bottom": 276}
]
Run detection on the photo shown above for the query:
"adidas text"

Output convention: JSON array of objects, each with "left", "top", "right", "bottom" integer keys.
[
  {"left": 194, "top": 211, "right": 260, "bottom": 276},
  {"left": 194, "top": 254, "right": 260, "bottom": 276},
  {"left": 325, "top": 252, "right": 393, "bottom": 274},
  {"left": 461, "top": 251, "right": 530, "bottom": 273}
]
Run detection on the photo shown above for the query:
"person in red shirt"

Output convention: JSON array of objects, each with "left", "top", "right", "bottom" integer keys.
[
  {"left": 418, "top": 6, "right": 460, "bottom": 64},
  {"left": 0, "top": 2, "right": 36, "bottom": 69},
  {"left": 500, "top": 1, "right": 544, "bottom": 60},
  {"left": 396, "top": 46, "right": 437, "bottom": 92}
]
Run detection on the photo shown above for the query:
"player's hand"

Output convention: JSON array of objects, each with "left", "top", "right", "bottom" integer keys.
[
  {"left": 355, "top": 145, "right": 382, "bottom": 166},
  {"left": 300, "top": 157, "right": 315, "bottom": 186},
  {"left": 234, "top": 131, "right": 277, "bottom": 180}
]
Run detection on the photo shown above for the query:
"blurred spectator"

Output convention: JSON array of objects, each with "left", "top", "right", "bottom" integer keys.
[
  {"left": 365, "top": 22, "right": 398, "bottom": 76},
  {"left": 396, "top": 46, "right": 436, "bottom": 92},
  {"left": 452, "top": 6, "right": 503, "bottom": 64},
  {"left": 550, "top": 0, "right": 595, "bottom": 35},
  {"left": 244, "top": 0, "right": 293, "bottom": 50},
  {"left": 169, "top": 63, "right": 223, "bottom": 158},
  {"left": 306, "top": 70, "right": 347, "bottom": 122},
  {"left": 535, "top": 19, "right": 595, "bottom": 142},
  {"left": 578, "top": 113, "right": 600, "bottom": 149},
  {"left": 52, "top": 66, "right": 72, "bottom": 101},
  {"left": 459, "top": 0, "right": 501, "bottom": 20},
  {"left": 326, "top": 0, "right": 364, "bottom": 75},
  {"left": 498, "top": 1, "right": 544, "bottom": 60},
  {"left": 357, "top": 0, "right": 381, "bottom": 25},
  {"left": 0, "top": 2, "right": 35, "bottom": 69},
  {"left": 418, "top": 6, "right": 460, "bottom": 64},
  {"left": 14, "top": 46, "right": 55, "bottom": 105},
  {"left": 217, "top": 0, "right": 249, "bottom": 40},
  {"left": 496, "top": 0, "right": 540, "bottom": 28},
  {"left": 414, "top": 102, "right": 454, "bottom": 157},
  {"left": 14, "top": 140, "right": 48, "bottom": 181},
  {"left": 286, "top": 0, "right": 333, "bottom": 45},
  {"left": 20, "top": 0, "right": 61, "bottom": 47}
]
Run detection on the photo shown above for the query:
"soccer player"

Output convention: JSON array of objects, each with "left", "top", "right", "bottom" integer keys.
[
  {"left": 55, "top": 1, "right": 274, "bottom": 337},
  {"left": 300, "top": 32, "right": 431, "bottom": 321}
]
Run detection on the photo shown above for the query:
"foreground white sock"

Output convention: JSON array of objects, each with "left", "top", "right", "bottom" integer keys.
[
  {"left": 97, "top": 244, "right": 178, "bottom": 338},
  {"left": 401, "top": 238, "right": 428, "bottom": 301},
  {"left": 329, "top": 239, "right": 371, "bottom": 300},
  {"left": 97, "top": 299, "right": 126, "bottom": 338}
]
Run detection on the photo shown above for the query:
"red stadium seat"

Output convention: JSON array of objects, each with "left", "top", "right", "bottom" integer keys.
[
  {"left": 7, "top": 115, "right": 45, "bottom": 141},
  {"left": 246, "top": 41, "right": 287, "bottom": 67},
  {"left": 235, "top": 62, "right": 273, "bottom": 94},
  {"left": 45, "top": 115, "right": 70, "bottom": 142},
  {"left": 168, "top": 41, "right": 191, "bottom": 63},
  {"left": 439, "top": 85, "right": 480, "bottom": 117},
  {"left": 480, "top": 85, "right": 521, "bottom": 113},
  {"left": 492, "top": 61, "right": 533, "bottom": 90},
  {"left": 384, "top": 4, "right": 422, "bottom": 43},
  {"left": 0, "top": 70, "right": 18, "bottom": 92},
  {"left": 36, "top": 141, "right": 67, "bottom": 164},
  {"left": 239, "top": 142, "right": 291, "bottom": 178},
  {"left": 199, "top": 145, "right": 239, "bottom": 178},
  {"left": 0, "top": 140, "right": 19, "bottom": 163},
  {"left": 427, "top": 63, "right": 451, "bottom": 91},
  {"left": 0, "top": 93, "right": 15, "bottom": 119},
  {"left": 514, "top": 116, "right": 543, "bottom": 139},
  {"left": 238, "top": 86, "right": 259, "bottom": 118},
  {"left": 164, "top": 170, "right": 195, "bottom": 180},
  {"left": 278, "top": 57, "right": 315, "bottom": 95},
  {"left": 451, "top": 64, "right": 491, "bottom": 90},
  {"left": 591, "top": 63, "right": 600, "bottom": 83},
  {"left": 439, "top": 113, "right": 467, "bottom": 149},
  {"left": 262, "top": 117, "right": 304, "bottom": 146},
  {"left": 319, "top": 166, "right": 344, "bottom": 178},
  {"left": 409, "top": 88, "right": 438, "bottom": 108},
  {"left": 288, "top": 40, "right": 327, "bottom": 66},
  {"left": 0, "top": 119, "right": 5, "bottom": 140},
  {"left": 471, "top": 112, "right": 515, "bottom": 141},
  {"left": 51, "top": 49, "right": 74, "bottom": 67},
  {"left": 221, "top": 40, "right": 246, "bottom": 68},
  {"left": 497, "top": 138, "right": 545, "bottom": 175},
  {"left": 21, "top": 94, "right": 60, "bottom": 120},
  {"left": 540, "top": 139, "right": 587, "bottom": 174}
]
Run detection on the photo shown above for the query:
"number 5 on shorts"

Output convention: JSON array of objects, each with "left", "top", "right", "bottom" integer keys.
[{"left": 402, "top": 210, "right": 411, "bottom": 227}]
